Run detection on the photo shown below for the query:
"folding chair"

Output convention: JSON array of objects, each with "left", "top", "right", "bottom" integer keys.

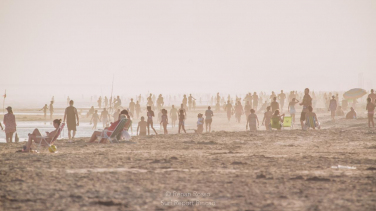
[
  {"left": 35, "top": 123, "right": 65, "bottom": 152},
  {"left": 282, "top": 116, "right": 292, "bottom": 129},
  {"left": 97, "top": 118, "right": 127, "bottom": 143}
]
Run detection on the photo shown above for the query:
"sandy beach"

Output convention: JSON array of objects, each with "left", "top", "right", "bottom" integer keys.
[{"left": 1, "top": 111, "right": 375, "bottom": 210}]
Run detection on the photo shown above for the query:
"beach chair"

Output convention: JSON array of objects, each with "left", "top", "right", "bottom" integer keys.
[
  {"left": 35, "top": 123, "right": 65, "bottom": 152},
  {"left": 282, "top": 116, "right": 292, "bottom": 129},
  {"left": 97, "top": 118, "right": 127, "bottom": 143}
]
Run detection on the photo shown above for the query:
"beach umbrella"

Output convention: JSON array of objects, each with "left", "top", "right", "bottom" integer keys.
[{"left": 343, "top": 88, "right": 367, "bottom": 100}]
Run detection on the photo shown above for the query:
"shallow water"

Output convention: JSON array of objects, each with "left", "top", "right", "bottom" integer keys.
[{"left": 0, "top": 120, "right": 178, "bottom": 143}]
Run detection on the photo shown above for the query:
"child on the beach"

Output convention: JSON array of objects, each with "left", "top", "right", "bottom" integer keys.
[
  {"left": 305, "top": 106, "right": 320, "bottom": 130},
  {"left": 90, "top": 110, "right": 99, "bottom": 130},
  {"left": 196, "top": 113, "right": 204, "bottom": 134},
  {"left": 288, "top": 98, "right": 299, "bottom": 124},
  {"left": 146, "top": 106, "right": 158, "bottom": 135},
  {"left": 246, "top": 109, "right": 259, "bottom": 131},
  {"left": 160, "top": 109, "right": 168, "bottom": 134},
  {"left": 366, "top": 98, "right": 375, "bottom": 128},
  {"left": 137, "top": 116, "right": 147, "bottom": 136},
  {"left": 262, "top": 106, "right": 273, "bottom": 130},
  {"left": 178, "top": 109, "right": 186, "bottom": 133}
]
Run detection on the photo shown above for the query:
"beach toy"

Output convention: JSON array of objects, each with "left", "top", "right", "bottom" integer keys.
[
  {"left": 343, "top": 88, "right": 366, "bottom": 100},
  {"left": 48, "top": 145, "right": 57, "bottom": 153}
]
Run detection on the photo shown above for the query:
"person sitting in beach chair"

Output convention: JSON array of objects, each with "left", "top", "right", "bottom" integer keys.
[
  {"left": 304, "top": 106, "right": 320, "bottom": 130},
  {"left": 270, "top": 110, "right": 284, "bottom": 130},
  {"left": 23, "top": 119, "right": 64, "bottom": 152},
  {"left": 88, "top": 110, "right": 131, "bottom": 143}
]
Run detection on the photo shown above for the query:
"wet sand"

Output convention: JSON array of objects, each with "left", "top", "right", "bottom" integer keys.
[{"left": 1, "top": 112, "right": 376, "bottom": 210}]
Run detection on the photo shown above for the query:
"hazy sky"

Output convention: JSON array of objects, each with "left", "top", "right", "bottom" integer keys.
[{"left": 0, "top": 0, "right": 375, "bottom": 101}]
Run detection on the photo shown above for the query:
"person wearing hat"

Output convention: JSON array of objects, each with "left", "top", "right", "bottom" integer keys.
[{"left": 3, "top": 106, "right": 17, "bottom": 143}]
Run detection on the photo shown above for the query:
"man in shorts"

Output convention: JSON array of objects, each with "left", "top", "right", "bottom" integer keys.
[
  {"left": 299, "top": 88, "right": 312, "bottom": 129},
  {"left": 205, "top": 106, "right": 214, "bottom": 132}
]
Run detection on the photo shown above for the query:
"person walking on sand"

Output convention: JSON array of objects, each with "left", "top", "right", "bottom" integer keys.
[
  {"left": 278, "top": 90, "right": 286, "bottom": 111},
  {"left": 63, "top": 100, "right": 79, "bottom": 141},
  {"left": 49, "top": 101, "right": 54, "bottom": 119},
  {"left": 329, "top": 96, "right": 337, "bottom": 122},
  {"left": 178, "top": 109, "right": 187, "bottom": 133},
  {"left": 170, "top": 105, "right": 178, "bottom": 128},
  {"left": 91, "top": 110, "right": 99, "bottom": 130},
  {"left": 262, "top": 106, "right": 273, "bottom": 130},
  {"left": 146, "top": 106, "right": 158, "bottom": 135},
  {"left": 244, "top": 101, "right": 252, "bottom": 119},
  {"left": 299, "top": 88, "right": 312, "bottom": 130},
  {"left": 246, "top": 109, "right": 259, "bottom": 131},
  {"left": 235, "top": 101, "right": 244, "bottom": 123},
  {"left": 225, "top": 100, "right": 233, "bottom": 122},
  {"left": 160, "top": 109, "right": 168, "bottom": 134},
  {"left": 100, "top": 108, "right": 109, "bottom": 128},
  {"left": 270, "top": 97, "right": 280, "bottom": 113},
  {"left": 40, "top": 104, "right": 48, "bottom": 119},
  {"left": 288, "top": 98, "right": 299, "bottom": 124},
  {"left": 205, "top": 106, "right": 214, "bottom": 132},
  {"left": 3, "top": 106, "right": 16, "bottom": 143},
  {"left": 366, "top": 98, "right": 375, "bottom": 128}
]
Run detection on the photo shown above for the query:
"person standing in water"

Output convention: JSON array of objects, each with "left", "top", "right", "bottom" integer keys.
[
  {"left": 135, "top": 101, "right": 141, "bottom": 119},
  {"left": 3, "top": 106, "right": 16, "bottom": 143},
  {"left": 49, "top": 101, "right": 54, "bottom": 119},
  {"left": 104, "top": 96, "right": 108, "bottom": 108},
  {"left": 182, "top": 95, "right": 188, "bottom": 111},
  {"left": 299, "top": 88, "right": 312, "bottom": 129},
  {"left": 97, "top": 96, "right": 102, "bottom": 109},
  {"left": 205, "top": 106, "right": 214, "bottom": 132},
  {"left": 63, "top": 100, "right": 79, "bottom": 141},
  {"left": 40, "top": 104, "right": 48, "bottom": 119},
  {"left": 100, "top": 108, "right": 109, "bottom": 128},
  {"left": 170, "top": 105, "right": 178, "bottom": 128},
  {"left": 188, "top": 94, "right": 195, "bottom": 110},
  {"left": 91, "top": 110, "right": 99, "bottom": 130},
  {"left": 129, "top": 98, "right": 135, "bottom": 115},
  {"left": 146, "top": 106, "right": 158, "bottom": 135}
]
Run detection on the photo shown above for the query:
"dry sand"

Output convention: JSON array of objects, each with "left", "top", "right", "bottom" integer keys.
[{"left": 1, "top": 110, "right": 376, "bottom": 210}]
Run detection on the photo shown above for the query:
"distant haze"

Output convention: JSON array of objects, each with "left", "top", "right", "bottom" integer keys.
[{"left": 1, "top": 0, "right": 375, "bottom": 104}]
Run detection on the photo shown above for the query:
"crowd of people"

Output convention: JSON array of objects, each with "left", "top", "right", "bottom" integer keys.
[{"left": 2, "top": 88, "right": 376, "bottom": 152}]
